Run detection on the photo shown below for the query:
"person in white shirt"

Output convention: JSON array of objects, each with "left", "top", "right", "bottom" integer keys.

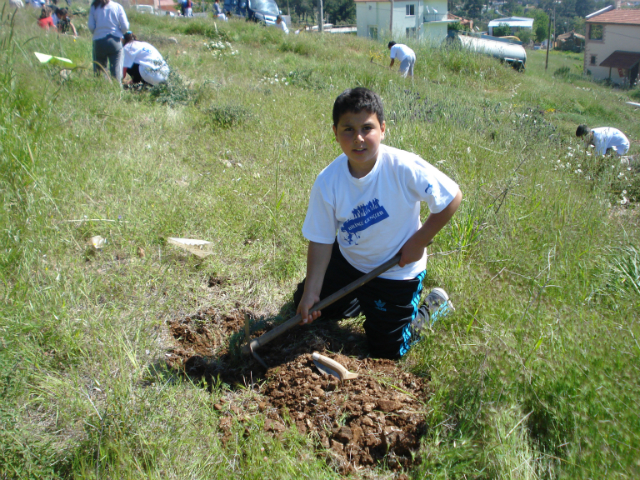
[
  {"left": 295, "top": 87, "right": 462, "bottom": 358},
  {"left": 388, "top": 41, "right": 416, "bottom": 78},
  {"left": 121, "top": 32, "right": 169, "bottom": 86},
  {"left": 576, "top": 125, "right": 630, "bottom": 156},
  {"left": 88, "top": 0, "right": 129, "bottom": 82},
  {"left": 275, "top": 15, "right": 289, "bottom": 34}
]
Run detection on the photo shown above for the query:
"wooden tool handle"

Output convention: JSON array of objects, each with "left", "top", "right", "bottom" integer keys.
[
  {"left": 242, "top": 254, "right": 401, "bottom": 355},
  {"left": 312, "top": 352, "right": 358, "bottom": 380}
]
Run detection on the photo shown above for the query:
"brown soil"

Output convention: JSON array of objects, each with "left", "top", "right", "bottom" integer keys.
[{"left": 166, "top": 306, "right": 431, "bottom": 474}]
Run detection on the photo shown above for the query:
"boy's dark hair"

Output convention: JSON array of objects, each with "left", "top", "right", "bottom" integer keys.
[
  {"left": 332, "top": 88, "right": 384, "bottom": 127},
  {"left": 576, "top": 124, "right": 590, "bottom": 137},
  {"left": 388, "top": 41, "right": 396, "bottom": 48},
  {"left": 123, "top": 31, "right": 137, "bottom": 45},
  {"left": 91, "top": 0, "right": 109, "bottom": 8}
]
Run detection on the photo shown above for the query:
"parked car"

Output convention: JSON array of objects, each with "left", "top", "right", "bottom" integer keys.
[
  {"left": 223, "top": 0, "right": 280, "bottom": 25},
  {"left": 135, "top": 4, "right": 155, "bottom": 14}
]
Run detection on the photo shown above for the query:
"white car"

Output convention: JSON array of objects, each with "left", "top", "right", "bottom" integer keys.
[{"left": 135, "top": 5, "right": 155, "bottom": 14}]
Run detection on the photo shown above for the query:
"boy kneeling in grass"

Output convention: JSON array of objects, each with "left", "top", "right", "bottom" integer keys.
[{"left": 295, "top": 87, "right": 462, "bottom": 359}]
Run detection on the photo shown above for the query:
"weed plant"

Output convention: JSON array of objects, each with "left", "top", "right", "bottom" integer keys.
[{"left": 1, "top": 6, "right": 639, "bottom": 479}]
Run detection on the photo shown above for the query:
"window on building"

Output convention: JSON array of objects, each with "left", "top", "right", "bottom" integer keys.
[
  {"left": 589, "top": 24, "right": 603, "bottom": 40},
  {"left": 406, "top": 27, "right": 416, "bottom": 38},
  {"left": 406, "top": 4, "right": 415, "bottom": 16},
  {"left": 590, "top": 55, "right": 596, "bottom": 66},
  {"left": 369, "top": 25, "right": 378, "bottom": 40}
]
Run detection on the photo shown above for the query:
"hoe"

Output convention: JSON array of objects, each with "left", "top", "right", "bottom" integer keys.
[{"left": 242, "top": 254, "right": 401, "bottom": 368}]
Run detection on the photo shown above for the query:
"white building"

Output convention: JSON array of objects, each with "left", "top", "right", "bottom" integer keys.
[
  {"left": 584, "top": 3, "right": 640, "bottom": 86},
  {"left": 487, "top": 17, "right": 534, "bottom": 36},
  {"left": 355, "top": 0, "right": 450, "bottom": 43}
]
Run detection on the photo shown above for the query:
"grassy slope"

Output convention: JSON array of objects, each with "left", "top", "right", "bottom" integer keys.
[{"left": 1, "top": 6, "right": 639, "bottom": 479}]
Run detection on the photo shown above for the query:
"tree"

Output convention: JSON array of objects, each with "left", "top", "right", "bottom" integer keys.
[
  {"left": 529, "top": 8, "right": 549, "bottom": 40},
  {"left": 463, "top": 0, "right": 483, "bottom": 18},
  {"left": 290, "top": 0, "right": 314, "bottom": 23},
  {"left": 573, "top": 16, "right": 586, "bottom": 35},
  {"left": 323, "top": 0, "right": 355, "bottom": 24},
  {"left": 575, "top": 0, "right": 596, "bottom": 17},
  {"left": 493, "top": 23, "right": 511, "bottom": 36},
  {"left": 517, "top": 29, "right": 532, "bottom": 44}
]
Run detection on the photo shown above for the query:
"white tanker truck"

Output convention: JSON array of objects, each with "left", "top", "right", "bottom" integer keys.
[{"left": 446, "top": 31, "right": 527, "bottom": 71}]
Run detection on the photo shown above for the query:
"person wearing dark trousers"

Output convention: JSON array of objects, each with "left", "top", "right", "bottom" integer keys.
[
  {"left": 295, "top": 88, "right": 461, "bottom": 359},
  {"left": 122, "top": 32, "right": 170, "bottom": 86},
  {"left": 88, "top": 0, "right": 129, "bottom": 82}
]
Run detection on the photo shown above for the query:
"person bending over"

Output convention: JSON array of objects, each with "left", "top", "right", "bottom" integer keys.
[
  {"left": 294, "top": 87, "right": 462, "bottom": 359},
  {"left": 37, "top": 6, "right": 55, "bottom": 30},
  {"left": 388, "top": 41, "right": 416, "bottom": 78},
  {"left": 576, "top": 124, "right": 630, "bottom": 157},
  {"left": 121, "top": 32, "right": 170, "bottom": 86},
  {"left": 276, "top": 15, "right": 289, "bottom": 34},
  {"left": 55, "top": 8, "right": 77, "bottom": 36}
]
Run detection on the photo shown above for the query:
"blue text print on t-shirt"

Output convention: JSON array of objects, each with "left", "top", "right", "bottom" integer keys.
[{"left": 340, "top": 198, "right": 389, "bottom": 245}]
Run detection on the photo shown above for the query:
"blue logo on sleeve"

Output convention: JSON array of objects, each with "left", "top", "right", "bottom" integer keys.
[
  {"left": 374, "top": 300, "right": 386, "bottom": 311},
  {"left": 340, "top": 198, "right": 389, "bottom": 245},
  {"left": 425, "top": 183, "right": 433, "bottom": 195}
]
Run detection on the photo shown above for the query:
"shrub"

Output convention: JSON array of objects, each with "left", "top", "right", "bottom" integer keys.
[
  {"left": 149, "top": 69, "right": 193, "bottom": 106},
  {"left": 203, "top": 105, "right": 251, "bottom": 129}
]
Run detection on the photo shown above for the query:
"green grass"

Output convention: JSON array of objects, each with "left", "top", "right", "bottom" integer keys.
[{"left": 1, "top": 5, "right": 640, "bottom": 479}]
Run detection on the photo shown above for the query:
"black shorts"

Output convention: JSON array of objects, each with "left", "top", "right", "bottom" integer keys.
[{"left": 293, "top": 241, "right": 425, "bottom": 359}]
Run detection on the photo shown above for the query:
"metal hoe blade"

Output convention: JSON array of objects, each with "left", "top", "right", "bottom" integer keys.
[
  {"left": 312, "top": 359, "right": 342, "bottom": 381},
  {"left": 244, "top": 312, "right": 268, "bottom": 369}
]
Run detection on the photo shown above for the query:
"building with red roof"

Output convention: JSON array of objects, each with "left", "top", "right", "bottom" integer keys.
[{"left": 584, "top": 1, "right": 640, "bottom": 85}]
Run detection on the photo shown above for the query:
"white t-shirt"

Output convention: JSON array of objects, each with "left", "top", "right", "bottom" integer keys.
[
  {"left": 390, "top": 44, "right": 415, "bottom": 62},
  {"left": 302, "top": 144, "right": 459, "bottom": 280},
  {"left": 591, "top": 127, "right": 630, "bottom": 156},
  {"left": 123, "top": 41, "right": 165, "bottom": 71}
]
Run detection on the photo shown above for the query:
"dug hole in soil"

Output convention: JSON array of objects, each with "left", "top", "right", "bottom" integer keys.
[{"left": 166, "top": 297, "right": 431, "bottom": 474}]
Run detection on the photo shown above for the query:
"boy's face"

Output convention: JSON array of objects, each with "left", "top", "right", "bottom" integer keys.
[{"left": 333, "top": 110, "right": 385, "bottom": 178}]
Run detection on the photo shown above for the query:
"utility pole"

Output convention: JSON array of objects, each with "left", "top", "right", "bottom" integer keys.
[
  {"left": 545, "top": 14, "right": 551, "bottom": 70},
  {"left": 553, "top": 3, "right": 556, "bottom": 46},
  {"left": 546, "top": 1, "right": 560, "bottom": 70},
  {"left": 318, "top": 0, "right": 323, "bottom": 32},
  {"left": 389, "top": 0, "right": 393, "bottom": 37}
]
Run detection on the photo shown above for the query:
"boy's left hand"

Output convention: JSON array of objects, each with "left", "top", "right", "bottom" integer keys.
[
  {"left": 398, "top": 190, "right": 462, "bottom": 267},
  {"left": 398, "top": 235, "right": 428, "bottom": 267}
]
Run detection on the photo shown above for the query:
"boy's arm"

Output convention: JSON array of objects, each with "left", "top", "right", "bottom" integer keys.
[
  {"left": 297, "top": 241, "right": 333, "bottom": 325},
  {"left": 399, "top": 190, "right": 462, "bottom": 267}
]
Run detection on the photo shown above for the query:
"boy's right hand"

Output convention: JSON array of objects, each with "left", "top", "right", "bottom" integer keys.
[{"left": 297, "top": 291, "right": 321, "bottom": 325}]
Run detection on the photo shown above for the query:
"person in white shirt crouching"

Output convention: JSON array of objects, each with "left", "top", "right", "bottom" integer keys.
[
  {"left": 576, "top": 124, "right": 630, "bottom": 157},
  {"left": 121, "top": 32, "right": 169, "bottom": 86},
  {"left": 276, "top": 15, "right": 289, "bottom": 34}
]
